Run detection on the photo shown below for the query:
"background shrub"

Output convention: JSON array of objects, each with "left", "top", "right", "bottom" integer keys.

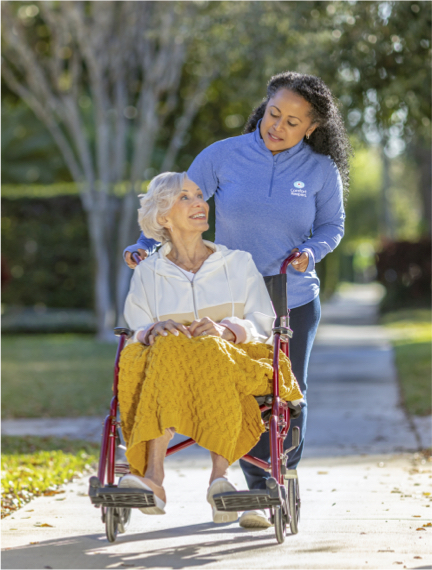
[
  {"left": 376, "top": 239, "right": 431, "bottom": 312},
  {"left": 2, "top": 195, "right": 92, "bottom": 309}
]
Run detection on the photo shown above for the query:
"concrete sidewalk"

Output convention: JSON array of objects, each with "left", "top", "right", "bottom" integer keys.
[
  {"left": 306, "top": 284, "right": 431, "bottom": 456},
  {"left": 2, "top": 454, "right": 431, "bottom": 569},
  {"left": 2, "top": 283, "right": 431, "bottom": 569}
]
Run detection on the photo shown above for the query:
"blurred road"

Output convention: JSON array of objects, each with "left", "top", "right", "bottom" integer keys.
[{"left": 2, "top": 283, "right": 431, "bottom": 569}]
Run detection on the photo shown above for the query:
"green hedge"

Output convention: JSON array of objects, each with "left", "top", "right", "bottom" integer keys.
[
  {"left": 2, "top": 195, "right": 93, "bottom": 309},
  {"left": 1, "top": 191, "right": 215, "bottom": 313}
]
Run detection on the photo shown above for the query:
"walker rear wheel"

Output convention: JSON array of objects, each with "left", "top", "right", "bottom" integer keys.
[{"left": 288, "top": 478, "right": 300, "bottom": 534}]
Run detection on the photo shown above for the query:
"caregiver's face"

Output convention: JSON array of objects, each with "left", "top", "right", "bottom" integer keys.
[{"left": 260, "top": 88, "right": 318, "bottom": 155}]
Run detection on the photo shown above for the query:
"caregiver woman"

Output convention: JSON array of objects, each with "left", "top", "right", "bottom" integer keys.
[{"left": 124, "top": 71, "right": 351, "bottom": 529}]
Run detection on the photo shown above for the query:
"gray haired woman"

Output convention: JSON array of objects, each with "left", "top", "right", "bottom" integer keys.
[{"left": 118, "top": 172, "right": 300, "bottom": 524}]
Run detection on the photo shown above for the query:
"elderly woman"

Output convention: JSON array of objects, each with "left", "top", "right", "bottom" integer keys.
[{"left": 117, "top": 171, "right": 301, "bottom": 523}]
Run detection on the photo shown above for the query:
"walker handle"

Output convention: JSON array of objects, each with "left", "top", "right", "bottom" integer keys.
[
  {"left": 280, "top": 252, "right": 301, "bottom": 275},
  {"left": 131, "top": 251, "right": 143, "bottom": 266}
]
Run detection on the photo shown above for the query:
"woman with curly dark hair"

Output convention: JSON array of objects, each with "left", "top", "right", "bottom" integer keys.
[{"left": 125, "top": 71, "right": 351, "bottom": 529}]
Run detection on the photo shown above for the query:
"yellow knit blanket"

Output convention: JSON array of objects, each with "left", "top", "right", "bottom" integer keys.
[{"left": 118, "top": 334, "right": 303, "bottom": 476}]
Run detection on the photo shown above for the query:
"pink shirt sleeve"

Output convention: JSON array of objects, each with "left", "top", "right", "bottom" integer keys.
[{"left": 221, "top": 320, "right": 247, "bottom": 344}]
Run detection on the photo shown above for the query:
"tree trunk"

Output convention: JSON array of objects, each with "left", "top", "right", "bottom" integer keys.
[
  {"left": 87, "top": 206, "right": 116, "bottom": 341},
  {"left": 115, "top": 190, "right": 140, "bottom": 323}
]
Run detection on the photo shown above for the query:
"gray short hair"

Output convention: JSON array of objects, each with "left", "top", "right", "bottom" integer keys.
[{"left": 138, "top": 172, "right": 188, "bottom": 243}]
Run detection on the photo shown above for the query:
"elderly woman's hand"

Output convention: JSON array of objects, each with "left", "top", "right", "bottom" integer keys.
[
  {"left": 139, "top": 320, "right": 192, "bottom": 346},
  {"left": 189, "top": 318, "right": 235, "bottom": 341}
]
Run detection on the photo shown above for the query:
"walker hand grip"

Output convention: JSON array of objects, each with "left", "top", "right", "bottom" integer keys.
[
  {"left": 291, "top": 426, "right": 300, "bottom": 448},
  {"left": 280, "top": 252, "right": 301, "bottom": 275},
  {"left": 131, "top": 251, "right": 142, "bottom": 266},
  {"left": 284, "top": 426, "right": 300, "bottom": 454},
  {"left": 113, "top": 327, "right": 133, "bottom": 338}
]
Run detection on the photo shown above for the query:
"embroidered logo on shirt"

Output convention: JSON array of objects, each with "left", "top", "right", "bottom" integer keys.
[{"left": 291, "top": 181, "right": 307, "bottom": 197}]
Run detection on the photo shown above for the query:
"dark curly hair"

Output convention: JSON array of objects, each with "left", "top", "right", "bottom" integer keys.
[{"left": 244, "top": 71, "right": 352, "bottom": 200}]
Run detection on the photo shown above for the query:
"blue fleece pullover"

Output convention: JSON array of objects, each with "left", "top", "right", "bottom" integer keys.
[{"left": 125, "top": 124, "right": 345, "bottom": 309}]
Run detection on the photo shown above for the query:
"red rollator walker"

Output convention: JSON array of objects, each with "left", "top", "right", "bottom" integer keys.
[{"left": 89, "top": 252, "right": 302, "bottom": 544}]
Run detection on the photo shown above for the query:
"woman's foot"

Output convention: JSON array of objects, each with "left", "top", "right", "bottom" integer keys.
[
  {"left": 118, "top": 474, "right": 166, "bottom": 515},
  {"left": 140, "top": 477, "right": 167, "bottom": 504},
  {"left": 206, "top": 478, "right": 238, "bottom": 524},
  {"left": 239, "top": 509, "right": 272, "bottom": 529}
]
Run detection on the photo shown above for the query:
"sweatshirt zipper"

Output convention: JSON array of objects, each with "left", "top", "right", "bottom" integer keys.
[
  {"left": 168, "top": 261, "right": 199, "bottom": 319},
  {"left": 191, "top": 281, "right": 198, "bottom": 319},
  {"left": 268, "top": 155, "right": 279, "bottom": 198}
]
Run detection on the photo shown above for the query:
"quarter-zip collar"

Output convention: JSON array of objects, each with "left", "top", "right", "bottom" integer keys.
[
  {"left": 154, "top": 240, "right": 228, "bottom": 279},
  {"left": 252, "top": 119, "right": 305, "bottom": 161}
]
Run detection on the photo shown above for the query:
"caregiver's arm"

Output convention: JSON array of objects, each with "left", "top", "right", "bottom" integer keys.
[
  {"left": 123, "top": 234, "right": 159, "bottom": 268},
  {"left": 222, "top": 254, "right": 275, "bottom": 344},
  {"left": 296, "top": 161, "right": 345, "bottom": 273},
  {"left": 187, "top": 141, "right": 222, "bottom": 200}
]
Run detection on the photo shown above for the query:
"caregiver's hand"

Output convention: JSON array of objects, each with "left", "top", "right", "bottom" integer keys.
[
  {"left": 189, "top": 317, "right": 235, "bottom": 341},
  {"left": 139, "top": 320, "right": 192, "bottom": 346},
  {"left": 290, "top": 248, "right": 309, "bottom": 273},
  {"left": 125, "top": 248, "right": 148, "bottom": 269}
]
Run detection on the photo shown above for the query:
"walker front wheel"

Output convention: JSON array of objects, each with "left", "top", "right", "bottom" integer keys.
[
  {"left": 118, "top": 508, "right": 132, "bottom": 534},
  {"left": 274, "top": 506, "right": 287, "bottom": 544},
  {"left": 105, "top": 507, "right": 119, "bottom": 543}
]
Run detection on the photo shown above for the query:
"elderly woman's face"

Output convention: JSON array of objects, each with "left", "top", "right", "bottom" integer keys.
[{"left": 162, "top": 179, "right": 209, "bottom": 235}]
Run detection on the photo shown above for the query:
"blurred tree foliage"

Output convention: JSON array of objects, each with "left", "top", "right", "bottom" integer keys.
[
  {"left": 1, "top": 101, "right": 72, "bottom": 184},
  {"left": 3, "top": 2, "right": 430, "bottom": 204},
  {"left": 2, "top": 1, "right": 430, "bottom": 312},
  {"left": 177, "top": 3, "right": 431, "bottom": 162}
]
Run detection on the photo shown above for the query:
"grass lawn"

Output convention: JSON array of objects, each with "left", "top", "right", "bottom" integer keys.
[
  {"left": 1, "top": 436, "right": 99, "bottom": 518},
  {"left": 382, "top": 309, "right": 431, "bottom": 417},
  {"left": 2, "top": 334, "right": 116, "bottom": 418}
]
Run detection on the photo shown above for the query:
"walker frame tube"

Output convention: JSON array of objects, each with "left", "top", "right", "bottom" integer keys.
[{"left": 97, "top": 334, "right": 126, "bottom": 485}]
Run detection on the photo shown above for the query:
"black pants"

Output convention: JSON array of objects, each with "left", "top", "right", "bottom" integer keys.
[{"left": 239, "top": 296, "right": 321, "bottom": 490}]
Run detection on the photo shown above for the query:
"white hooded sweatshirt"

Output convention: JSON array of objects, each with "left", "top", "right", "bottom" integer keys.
[{"left": 124, "top": 241, "right": 276, "bottom": 344}]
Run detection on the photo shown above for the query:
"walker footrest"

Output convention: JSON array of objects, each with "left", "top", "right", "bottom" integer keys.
[
  {"left": 213, "top": 490, "right": 281, "bottom": 512},
  {"left": 88, "top": 478, "right": 155, "bottom": 509}
]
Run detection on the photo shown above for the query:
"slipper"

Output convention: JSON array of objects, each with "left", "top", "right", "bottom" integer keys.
[
  {"left": 206, "top": 478, "right": 238, "bottom": 524},
  {"left": 118, "top": 474, "right": 166, "bottom": 515}
]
